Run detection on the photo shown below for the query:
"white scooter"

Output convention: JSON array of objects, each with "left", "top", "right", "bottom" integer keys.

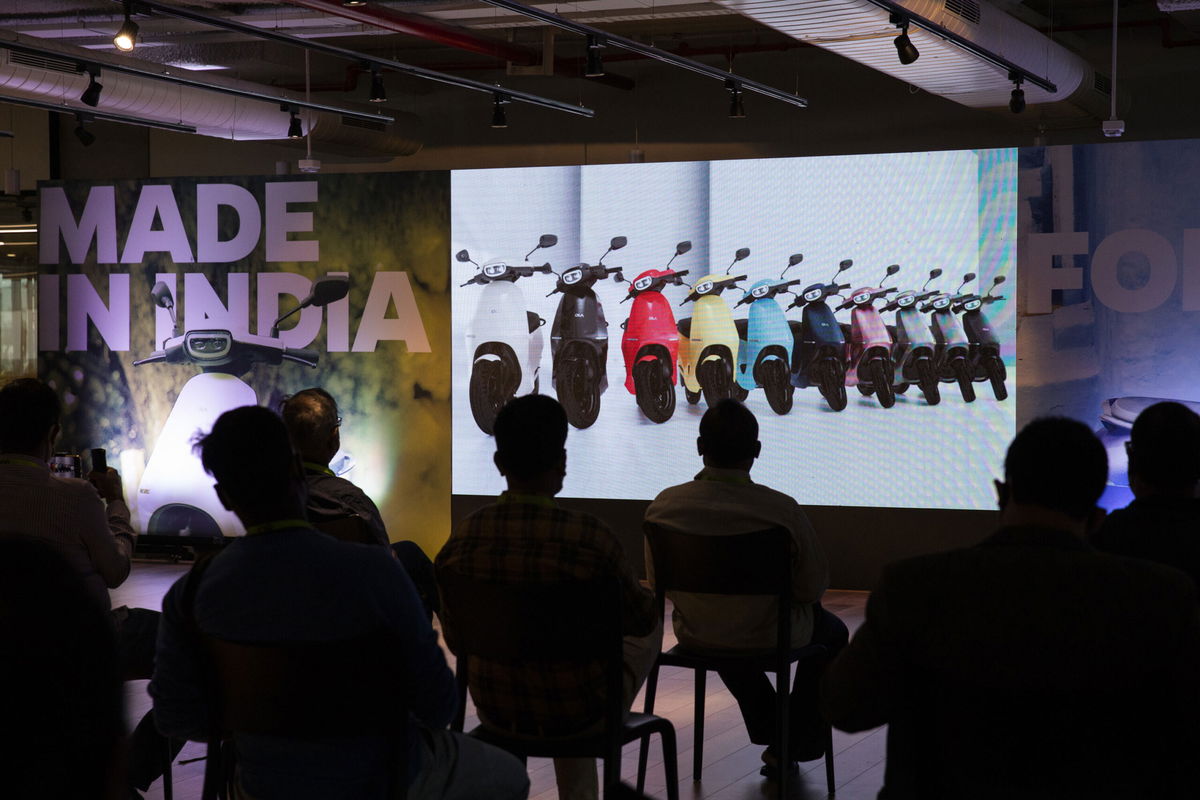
[
  {"left": 457, "top": 234, "right": 557, "bottom": 435},
  {"left": 132, "top": 275, "right": 349, "bottom": 539}
]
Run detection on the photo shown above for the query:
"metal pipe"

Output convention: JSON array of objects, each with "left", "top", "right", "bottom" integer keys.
[{"left": 118, "top": 0, "right": 594, "bottom": 118}]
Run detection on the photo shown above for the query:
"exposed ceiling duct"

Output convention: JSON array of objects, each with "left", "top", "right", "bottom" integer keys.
[
  {"left": 714, "top": 0, "right": 1112, "bottom": 118},
  {"left": 0, "top": 29, "right": 421, "bottom": 156}
]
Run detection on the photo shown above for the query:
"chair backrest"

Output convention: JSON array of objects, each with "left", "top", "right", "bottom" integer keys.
[
  {"left": 312, "top": 514, "right": 378, "bottom": 546},
  {"left": 437, "top": 571, "right": 622, "bottom": 662},
  {"left": 203, "top": 631, "right": 408, "bottom": 738},
  {"left": 644, "top": 523, "right": 792, "bottom": 597}
]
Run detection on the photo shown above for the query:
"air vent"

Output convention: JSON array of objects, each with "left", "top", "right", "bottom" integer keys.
[
  {"left": 1093, "top": 72, "right": 1111, "bottom": 95},
  {"left": 6, "top": 49, "right": 80, "bottom": 75},
  {"left": 944, "top": 0, "right": 982, "bottom": 25},
  {"left": 340, "top": 115, "right": 388, "bottom": 132}
]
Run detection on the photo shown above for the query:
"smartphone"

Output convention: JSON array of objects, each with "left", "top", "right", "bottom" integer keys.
[
  {"left": 90, "top": 448, "right": 107, "bottom": 473},
  {"left": 50, "top": 452, "right": 82, "bottom": 479}
]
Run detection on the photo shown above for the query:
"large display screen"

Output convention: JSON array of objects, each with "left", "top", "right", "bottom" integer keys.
[{"left": 452, "top": 151, "right": 1017, "bottom": 510}]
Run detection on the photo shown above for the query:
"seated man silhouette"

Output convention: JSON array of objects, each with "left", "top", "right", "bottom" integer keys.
[
  {"left": 644, "top": 398, "right": 845, "bottom": 777},
  {"left": 0, "top": 377, "right": 177, "bottom": 798},
  {"left": 281, "top": 388, "right": 438, "bottom": 617},
  {"left": 150, "top": 406, "right": 528, "bottom": 800},
  {"left": 436, "top": 394, "right": 661, "bottom": 800},
  {"left": 822, "top": 417, "right": 1200, "bottom": 799},
  {"left": 1090, "top": 400, "right": 1200, "bottom": 590}
]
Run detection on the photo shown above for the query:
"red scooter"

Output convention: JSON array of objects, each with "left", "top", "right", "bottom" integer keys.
[
  {"left": 838, "top": 264, "right": 900, "bottom": 409},
  {"left": 618, "top": 241, "right": 692, "bottom": 423}
]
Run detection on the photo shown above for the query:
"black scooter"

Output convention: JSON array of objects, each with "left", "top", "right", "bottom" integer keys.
[
  {"left": 548, "top": 236, "right": 627, "bottom": 429},
  {"left": 786, "top": 259, "right": 853, "bottom": 412},
  {"left": 953, "top": 274, "right": 1008, "bottom": 401}
]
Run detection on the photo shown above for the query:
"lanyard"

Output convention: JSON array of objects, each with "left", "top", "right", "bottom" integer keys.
[
  {"left": 303, "top": 461, "right": 335, "bottom": 477},
  {"left": 0, "top": 455, "right": 44, "bottom": 469}
]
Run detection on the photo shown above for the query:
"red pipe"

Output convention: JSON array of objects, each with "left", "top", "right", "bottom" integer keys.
[{"left": 279, "top": 0, "right": 541, "bottom": 65}]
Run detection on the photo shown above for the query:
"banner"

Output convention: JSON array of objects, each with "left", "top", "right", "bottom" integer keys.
[
  {"left": 1017, "top": 139, "right": 1200, "bottom": 509},
  {"left": 38, "top": 173, "right": 451, "bottom": 553}
]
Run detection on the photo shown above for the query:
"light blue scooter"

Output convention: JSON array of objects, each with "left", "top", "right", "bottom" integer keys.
[{"left": 733, "top": 253, "right": 805, "bottom": 414}]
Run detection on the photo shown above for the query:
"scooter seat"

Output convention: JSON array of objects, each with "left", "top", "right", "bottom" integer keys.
[
  {"left": 677, "top": 317, "right": 692, "bottom": 339},
  {"left": 526, "top": 311, "right": 543, "bottom": 334},
  {"left": 734, "top": 318, "right": 749, "bottom": 340}
]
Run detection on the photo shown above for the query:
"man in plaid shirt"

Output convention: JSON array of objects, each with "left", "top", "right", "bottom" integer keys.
[{"left": 437, "top": 394, "right": 661, "bottom": 800}]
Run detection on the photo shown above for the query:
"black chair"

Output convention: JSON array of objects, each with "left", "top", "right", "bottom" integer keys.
[
  {"left": 312, "top": 513, "right": 379, "bottom": 546},
  {"left": 199, "top": 632, "right": 411, "bottom": 800},
  {"left": 636, "top": 523, "right": 836, "bottom": 798},
  {"left": 437, "top": 570, "right": 680, "bottom": 800}
]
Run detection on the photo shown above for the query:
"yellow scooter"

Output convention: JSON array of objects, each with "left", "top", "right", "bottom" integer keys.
[{"left": 676, "top": 247, "right": 750, "bottom": 407}]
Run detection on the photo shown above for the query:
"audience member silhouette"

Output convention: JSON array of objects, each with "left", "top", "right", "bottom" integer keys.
[
  {"left": 150, "top": 405, "right": 528, "bottom": 800},
  {"left": 437, "top": 394, "right": 661, "bottom": 800},
  {"left": 1090, "top": 400, "right": 1200, "bottom": 590},
  {"left": 0, "top": 377, "right": 179, "bottom": 798},
  {"left": 645, "top": 398, "right": 845, "bottom": 778},
  {"left": 0, "top": 534, "right": 123, "bottom": 800},
  {"left": 281, "top": 387, "right": 439, "bottom": 618},
  {"left": 821, "top": 417, "right": 1200, "bottom": 799}
]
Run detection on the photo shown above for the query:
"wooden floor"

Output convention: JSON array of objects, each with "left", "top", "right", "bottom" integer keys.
[{"left": 114, "top": 563, "right": 885, "bottom": 800}]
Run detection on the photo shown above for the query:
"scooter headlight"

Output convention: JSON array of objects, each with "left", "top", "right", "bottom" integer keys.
[
  {"left": 852, "top": 292, "right": 871, "bottom": 305},
  {"left": 633, "top": 276, "right": 654, "bottom": 292},
  {"left": 933, "top": 296, "right": 950, "bottom": 309},
  {"left": 184, "top": 330, "right": 232, "bottom": 361},
  {"left": 964, "top": 298, "right": 982, "bottom": 311},
  {"left": 803, "top": 288, "right": 822, "bottom": 303},
  {"left": 482, "top": 263, "right": 507, "bottom": 278},
  {"left": 562, "top": 267, "right": 583, "bottom": 285},
  {"left": 695, "top": 280, "right": 714, "bottom": 295},
  {"left": 751, "top": 285, "right": 771, "bottom": 299},
  {"left": 897, "top": 295, "right": 915, "bottom": 307}
]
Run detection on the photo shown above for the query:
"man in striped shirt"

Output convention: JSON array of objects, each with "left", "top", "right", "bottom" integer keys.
[
  {"left": 437, "top": 394, "right": 661, "bottom": 800},
  {"left": 0, "top": 377, "right": 179, "bottom": 797}
]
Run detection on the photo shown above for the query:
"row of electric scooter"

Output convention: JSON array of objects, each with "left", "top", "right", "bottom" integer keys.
[{"left": 458, "top": 235, "right": 1009, "bottom": 432}]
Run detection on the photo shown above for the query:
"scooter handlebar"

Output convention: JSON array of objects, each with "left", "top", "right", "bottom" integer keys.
[
  {"left": 837, "top": 283, "right": 851, "bottom": 290},
  {"left": 132, "top": 351, "right": 166, "bottom": 366},
  {"left": 282, "top": 347, "right": 319, "bottom": 367}
]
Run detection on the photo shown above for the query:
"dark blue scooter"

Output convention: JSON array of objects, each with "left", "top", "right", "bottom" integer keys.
[{"left": 786, "top": 259, "right": 853, "bottom": 412}]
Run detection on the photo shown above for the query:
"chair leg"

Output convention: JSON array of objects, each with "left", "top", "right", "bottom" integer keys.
[
  {"left": 693, "top": 669, "right": 706, "bottom": 781},
  {"left": 824, "top": 723, "right": 836, "bottom": 797},
  {"left": 776, "top": 664, "right": 790, "bottom": 799},
  {"left": 162, "top": 738, "right": 174, "bottom": 800},
  {"left": 636, "top": 661, "right": 662, "bottom": 793},
  {"left": 602, "top": 745, "right": 621, "bottom": 799},
  {"left": 659, "top": 726, "right": 680, "bottom": 800}
]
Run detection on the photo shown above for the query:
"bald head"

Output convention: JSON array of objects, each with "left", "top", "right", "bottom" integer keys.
[{"left": 280, "top": 388, "right": 340, "bottom": 464}]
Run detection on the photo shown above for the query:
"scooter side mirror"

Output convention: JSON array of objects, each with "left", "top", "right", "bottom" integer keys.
[
  {"left": 455, "top": 250, "right": 472, "bottom": 263},
  {"left": 610, "top": 236, "right": 627, "bottom": 251},
  {"left": 676, "top": 241, "right": 692, "bottom": 256},
  {"left": 539, "top": 235, "right": 558, "bottom": 249},
  {"left": 788, "top": 253, "right": 803, "bottom": 267},
  {"left": 929, "top": 268, "right": 943, "bottom": 280},
  {"left": 962, "top": 272, "right": 977, "bottom": 283},
  {"left": 151, "top": 281, "right": 175, "bottom": 310},
  {"left": 734, "top": 247, "right": 750, "bottom": 262},
  {"left": 305, "top": 275, "right": 350, "bottom": 308},
  {"left": 886, "top": 264, "right": 900, "bottom": 276},
  {"left": 993, "top": 275, "right": 1006, "bottom": 285},
  {"left": 838, "top": 259, "right": 853, "bottom": 272}
]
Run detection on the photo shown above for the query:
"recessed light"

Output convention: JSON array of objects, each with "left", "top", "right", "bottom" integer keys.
[{"left": 164, "top": 62, "right": 228, "bottom": 72}]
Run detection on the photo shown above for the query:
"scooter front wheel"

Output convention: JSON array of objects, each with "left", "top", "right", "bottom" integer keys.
[
  {"left": 953, "top": 359, "right": 976, "bottom": 403},
  {"left": 820, "top": 360, "right": 848, "bottom": 412},
  {"left": 634, "top": 358, "right": 676, "bottom": 423},
  {"left": 469, "top": 360, "right": 510, "bottom": 435},
  {"left": 685, "top": 386, "right": 701, "bottom": 405},
  {"left": 870, "top": 360, "right": 896, "bottom": 409},
  {"left": 761, "top": 359, "right": 794, "bottom": 415},
  {"left": 916, "top": 359, "right": 940, "bottom": 406},
  {"left": 985, "top": 355, "right": 1008, "bottom": 401},
  {"left": 698, "top": 359, "right": 734, "bottom": 408},
  {"left": 558, "top": 357, "right": 602, "bottom": 429}
]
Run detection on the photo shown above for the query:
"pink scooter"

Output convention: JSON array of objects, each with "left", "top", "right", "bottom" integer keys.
[{"left": 837, "top": 264, "right": 899, "bottom": 409}]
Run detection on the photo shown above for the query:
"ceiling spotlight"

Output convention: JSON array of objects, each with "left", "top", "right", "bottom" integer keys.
[
  {"left": 1008, "top": 71, "right": 1026, "bottom": 114},
  {"left": 584, "top": 34, "right": 605, "bottom": 78},
  {"left": 891, "top": 14, "right": 919, "bottom": 65},
  {"left": 368, "top": 67, "right": 386, "bottom": 103},
  {"left": 287, "top": 110, "right": 303, "bottom": 139},
  {"left": 342, "top": 0, "right": 367, "bottom": 5},
  {"left": 726, "top": 78, "right": 745, "bottom": 119},
  {"left": 491, "top": 92, "right": 509, "bottom": 129},
  {"left": 74, "top": 117, "right": 95, "bottom": 147},
  {"left": 113, "top": 2, "right": 139, "bottom": 52},
  {"left": 80, "top": 70, "right": 103, "bottom": 108}
]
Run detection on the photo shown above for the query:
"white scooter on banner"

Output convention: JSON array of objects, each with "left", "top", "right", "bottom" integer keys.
[
  {"left": 458, "top": 234, "right": 557, "bottom": 435},
  {"left": 132, "top": 275, "right": 349, "bottom": 539}
]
